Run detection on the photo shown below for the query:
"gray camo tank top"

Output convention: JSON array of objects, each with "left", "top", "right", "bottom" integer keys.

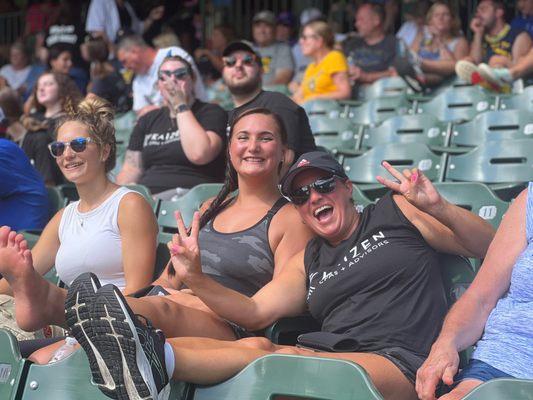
[{"left": 199, "top": 197, "right": 288, "bottom": 297}]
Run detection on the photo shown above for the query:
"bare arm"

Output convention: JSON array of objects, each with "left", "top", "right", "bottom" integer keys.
[
  {"left": 270, "top": 68, "right": 294, "bottom": 85},
  {"left": 169, "top": 212, "right": 309, "bottom": 331},
  {"left": 468, "top": 18, "right": 485, "bottom": 64},
  {"left": 117, "top": 192, "right": 158, "bottom": 294},
  {"left": 116, "top": 150, "right": 143, "bottom": 185},
  {"left": 0, "top": 210, "right": 63, "bottom": 295},
  {"left": 309, "top": 71, "right": 352, "bottom": 101},
  {"left": 377, "top": 162, "right": 495, "bottom": 258},
  {"left": 358, "top": 69, "right": 395, "bottom": 84},
  {"left": 174, "top": 111, "right": 224, "bottom": 165},
  {"left": 421, "top": 38, "right": 469, "bottom": 76},
  {"left": 416, "top": 188, "right": 527, "bottom": 400},
  {"left": 512, "top": 32, "right": 533, "bottom": 65}
]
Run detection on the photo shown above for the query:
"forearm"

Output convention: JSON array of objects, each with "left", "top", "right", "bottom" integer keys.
[
  {"left": 469, "top": 35, "right": 484, "bottom": 64},
  {"left": 360, "top": 69, "right": 392, "bottom": 84},
  {"left": 183, "top": 273, "right": 269, "bottom": 330},
  {"left": 175, "top": 111, "right": 219, "bottom": 165},
  {"left": 116, "top": 167, "right": 142, "bottom": 185},
  {"left": 427, "top": 199, "right": 495, "bottom": 258},
  {"left": 421, "top": 59, "right": 456, "bottom": 76}
]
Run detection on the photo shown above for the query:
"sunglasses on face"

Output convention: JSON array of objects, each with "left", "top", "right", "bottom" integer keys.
[
  {"left": 288, "top": 175, "right": 339, "bottom": 205},
  {"left": 223, "top": 54, "right": 256, "bottom": 68},
  {"left": 158, "top": 68, "right": 189, "bottom": 81},
  {"left": 48, "top": 137, "right": 94, "bottom": 158}
]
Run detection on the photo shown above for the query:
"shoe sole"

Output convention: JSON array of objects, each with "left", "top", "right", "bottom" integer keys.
[
  {"left": 89, "top": 285, "right": 162, "bottom": 400},
  {"left": 455, "top": 60, "right": 478, "bottom": 83},
  {"left": 478, "top": 64, "right": 511, "bottom": 93},
  {"left": 65, "top": 273, "right": 118, "bottom": 399}
]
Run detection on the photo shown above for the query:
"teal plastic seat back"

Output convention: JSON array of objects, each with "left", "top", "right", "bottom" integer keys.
[
  {"left": 192, "top": 354, "right": 384, "bottom": 400},
  {"left": 451, "top": 109, "right": 533, "bottom": 147},
  {"left": 46, "top": 186, "right": 65, "bottom": 216},
  {"left": 438, "top": 253, "right": 475, "bottom": 308},
  {"left": 263, "top": 84, "right": 290, "bottom": 96},
  {"left": 417, "top": 86, "right": 495, "bottom": 122},
  {"left": 446, "top": 139, "right": 533, "bottom": 184},
  {"left": 352, "top": 185, "right": 374, "bottom": 207},
  {"left": 362, "top": 113, "right": 448, "bottom": 148},
  {"left": 114, "top": 111, "right": 136, "bottom": 148},
  {"left": 434, "top": 182, "right": 509, "bottom": 228},
  {"left": 499, "top": 86, "right": 533, "bottom": 112},
  {"left": 0, "top": 329, "right": 27, "bottom": 400},
  {"left": 157, "top": 183, "right": 223, "bottom": 231},
  {"left": 360, "top": 77, "right": 408, "bottom": 100},
  {"left": 309, "top": 116, "right": 361, "bottom": 152},
  {"left": 302, "top": 99, "right": 342, "bottom": 118},
  {"left": 343, "top": 143, "right": 444, "bottom": 184},
  {"left": 19, "top": 348, "right": 189, "bottom": 400},
  {"left": 462, "top": 378, "right": 533, "bottom": 400},
  {"left": 346, "top": 96, "right": 411, "bottom": 126}
]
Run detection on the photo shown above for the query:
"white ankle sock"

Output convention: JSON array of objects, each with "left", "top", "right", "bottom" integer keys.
[{"left": 164, "top": 342, "right": 175, "bottom": 378}]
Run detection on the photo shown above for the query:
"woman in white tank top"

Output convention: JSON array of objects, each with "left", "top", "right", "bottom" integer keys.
[{"left": 0, "top": 96, "right": 157, "bottom": 361}]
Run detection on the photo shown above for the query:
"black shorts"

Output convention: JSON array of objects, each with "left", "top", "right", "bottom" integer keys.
[{"left": 373, "top": 346, "right": 425, "bottom": 384}]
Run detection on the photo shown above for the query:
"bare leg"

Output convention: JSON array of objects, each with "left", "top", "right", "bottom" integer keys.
[
  {"left": 166, "top": 337, "right": 417, "bottom": 400},
  {"left": 0, "top": 226, "right": 67, "bottom": 331},
  {"left": 509, "top": 48, "right": 533, "bottom": 79},
  {"left": 439, "top": 379, "right": 482, "bottom": 399}
]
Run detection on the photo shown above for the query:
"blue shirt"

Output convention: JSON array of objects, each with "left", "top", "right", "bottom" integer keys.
[
  {"left": 511, "top": 15, "right": 533, "bottom": 38},
  {"left": 0, "top": 139, "right": 50, "bottom": 231},
  {"left": 472, "top": 182, "right": 533, "bottom": 379}
]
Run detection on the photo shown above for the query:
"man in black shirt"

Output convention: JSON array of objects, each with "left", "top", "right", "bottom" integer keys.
[{"left": 222, "top": 41, "right": 316, "bottom": 165}]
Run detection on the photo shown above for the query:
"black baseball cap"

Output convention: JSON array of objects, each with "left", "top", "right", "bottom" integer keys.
[{"left": 280, "top": 151, "right": 348, "bottom": 196}]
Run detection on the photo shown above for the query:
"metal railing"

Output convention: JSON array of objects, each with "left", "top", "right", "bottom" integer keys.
[{"left": 0, "top": 11, "right": 24, "bottom": 45}]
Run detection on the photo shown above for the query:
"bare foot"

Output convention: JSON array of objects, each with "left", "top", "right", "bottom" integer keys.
[{"left": 0, "top": 226, "right": 58, "bottom": 331}]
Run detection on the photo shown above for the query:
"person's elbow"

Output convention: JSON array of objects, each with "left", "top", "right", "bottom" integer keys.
[
  {"left": 187, "top": 147, "right": 221, "bottom": 166},
  {"left": 337, "top": 84, "right": 352, "bottom": 100}
]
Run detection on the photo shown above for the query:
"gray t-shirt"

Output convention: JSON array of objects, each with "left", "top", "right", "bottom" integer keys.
[{"left": 257, "top": 41, "right": 295, "bottom": 85}]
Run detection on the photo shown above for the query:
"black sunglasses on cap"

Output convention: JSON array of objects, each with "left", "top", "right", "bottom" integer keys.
[
  {"left": 287, "top": 175, "right": 340, "bottom": 205},
  {"left": 158, "top": 68, "right": 189, "bottom": 81},
  {"left": 48, "top": 137, "right": 94, "bottom": 158},
  {"left": 223, "top": 54, "right": 256, "bottom": 68}
]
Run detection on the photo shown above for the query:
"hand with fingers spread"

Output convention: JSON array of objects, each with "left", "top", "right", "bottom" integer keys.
[
  {"left": 160, "top": 75, "right": 187, "bottom": 110},
  {"left": 376, "top": 161, "right": 443, "bottom": 214},
  {"left": 416, "top": 340, "right": 460, "bottom": 400},
  {"left": 167, "top": 211, "right": 203, "bottom": 282}
]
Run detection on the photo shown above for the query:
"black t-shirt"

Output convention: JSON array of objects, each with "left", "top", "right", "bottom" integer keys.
[
  {"left": 128, "top": 101, "right": 228, "bottom": 194},
  {"left": 45, "top": 22, "right": 86, "bottom": 67},
  {"left": 228, "top": 91, "right": 316, "bottom": 160},
  {"left": 90, "top": 70, "right": 132, "bottom": 113},
  {"left": 342, "top": 34, "right": 397, "bottom": 72},
  {"left": 304, "top": 192, "right": 447, "bottom": 356},
  {"left": 21, "top": 113, "right": 64, "bottom": 186}
]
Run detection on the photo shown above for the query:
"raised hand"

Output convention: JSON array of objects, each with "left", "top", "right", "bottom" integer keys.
[
  {"left": 376, "top": 161, "right": 443, "bottom": 213},
  {"left": 167, "top": 211, "right": 202, "bottom": 281},
  {"left": 160, "top": 75, "right": 187, "bottom": 109}
]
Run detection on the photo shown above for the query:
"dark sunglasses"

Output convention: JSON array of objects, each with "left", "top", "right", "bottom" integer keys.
[
  {"left": 158, "top": 68, "right": 189, "bottom": 81},
  {"left": 48, "top": 137, "right": 94, "bottom": 158},
  {"left": 223, "top": 54, "right": 256, "bottom": 68},
  {"left": 288, "top": 175, "right": 339, "bottom": 205}
]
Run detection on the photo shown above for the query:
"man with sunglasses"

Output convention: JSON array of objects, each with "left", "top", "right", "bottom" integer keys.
[
  {"left": 116, "top": 34, "right": 206, "bottom": 116},
  {"left": 222, "top": 41, "right": 316, "bottom": 165}
]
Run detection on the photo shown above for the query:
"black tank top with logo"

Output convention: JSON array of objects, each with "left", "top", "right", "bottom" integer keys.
[{"left": 304, "top": 192, "right": 447, "bottom": 356}]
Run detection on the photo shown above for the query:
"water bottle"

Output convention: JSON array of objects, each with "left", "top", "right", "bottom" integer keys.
[{"left": 48, "top": 336, "right": 78, "bottom": 364}]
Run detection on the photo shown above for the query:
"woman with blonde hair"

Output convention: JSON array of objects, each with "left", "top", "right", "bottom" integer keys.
[
  {"left": 411, "top": 1, "right": 469, "bottom": 85},
  {"left": 292, "top": 20, "right": 351, "bottom": 103},
  {"left": 0, "top": 96, "right": 157, "bottom": 362}
]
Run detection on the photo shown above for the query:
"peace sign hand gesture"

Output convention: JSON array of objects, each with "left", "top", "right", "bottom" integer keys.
[
  {"left": 167, "top": 211, "right": 202, "bottom": 282},
  {"left": 376, "top": 161, "right": 443, "bottom": 214}
]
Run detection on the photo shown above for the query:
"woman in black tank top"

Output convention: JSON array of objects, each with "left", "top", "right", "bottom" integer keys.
[{"left": 77, "top": 150, "right": 496, "bottom": 400}]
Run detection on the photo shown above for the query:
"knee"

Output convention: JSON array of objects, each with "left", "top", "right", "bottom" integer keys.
[
  {"left": 28, "top": 347, "right": 54, "bottom": 364},
  {"left": 237, "top": 337, "right": 275, "bottom": 351}
]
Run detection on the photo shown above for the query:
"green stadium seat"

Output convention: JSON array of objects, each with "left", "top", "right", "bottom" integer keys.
[
  {"left": 46, "top": 186, "right": 66, "bottom": 215},
  {"left": 263, "top": 84, "right": 291, "bottom": 96},
  {"left": 450, "top": 109, "right": 533, "bottom": 148},
  {"left": 498, "top": 86, "right": 533, "bottom": 112},
  {"left": 343, "top": 96, "right": 411, "bottom": 126},
  {"left": 343, "top": 143, "right": 445, "bottom": 197},
  {"left": 157, "top": 183, "right": 223, "bottom": 231},
  {"left": 309, "top": 116, "right": 362, "bottom": 153},
  {"left": 191, "top": 354, "right": 384, "bottom": 400},
  {"left": 433, "top": 183, "right": 509, "bottom": 229},
  {"left": 361, "top": 114, "right": 449, "bottom": 149},
  {"left": 0, "top": 329, "right": 28, "bottom": 400},
  {"left": 359, "top": 76, "right": 409, "bottom": 100},
  {"left": 302, "top": 99, "right": 343, "bottom": 118},
  {"left": 416, "top": 86, "right": 496, "bottom": 123},
  {"left": 462, "top": 378, "right": 533, "bottom": 400},
  {"left": 445, "top": 140, "right": 533, "bottom": 199}
]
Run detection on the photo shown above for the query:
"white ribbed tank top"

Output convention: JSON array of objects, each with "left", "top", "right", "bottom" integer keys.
[{"left": 55, "top": 186, "right": 133, "bottom": 289}]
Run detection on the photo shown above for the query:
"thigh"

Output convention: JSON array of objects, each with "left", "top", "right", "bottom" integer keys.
[
  {"left": 274, "top": 347, "right": 417, "bottom": 400},
  {"left": 440, "top": 379, "right": 482, "bottom": 400}
]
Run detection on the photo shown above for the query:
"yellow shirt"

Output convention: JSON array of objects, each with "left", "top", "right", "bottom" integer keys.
[{"left": 301, "top": 50, "right": 348, "bottom": 102}]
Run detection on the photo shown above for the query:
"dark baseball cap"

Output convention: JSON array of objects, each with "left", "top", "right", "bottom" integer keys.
[
  {"left": 222, "top": 40, "right": 262, "bottom": 65},
  {"left": 253, "top": 10, "right": 276, "bottom": 25},
  {"left": 280, "top": 151, "right": 348, "bottom": 196}
]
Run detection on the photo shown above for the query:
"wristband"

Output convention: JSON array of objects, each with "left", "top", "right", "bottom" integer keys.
[{"left": 175, "top": 104, "right": 189, "bottom": 113}]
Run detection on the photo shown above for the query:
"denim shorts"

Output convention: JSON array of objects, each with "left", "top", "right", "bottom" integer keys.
[{"left": 455, "top": 359, "right": 514, "bottom": 383}]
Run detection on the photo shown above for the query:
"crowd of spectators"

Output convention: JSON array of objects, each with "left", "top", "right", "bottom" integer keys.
[{"left": 0, "top": 1, "right": 532, "bottom": 400}]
